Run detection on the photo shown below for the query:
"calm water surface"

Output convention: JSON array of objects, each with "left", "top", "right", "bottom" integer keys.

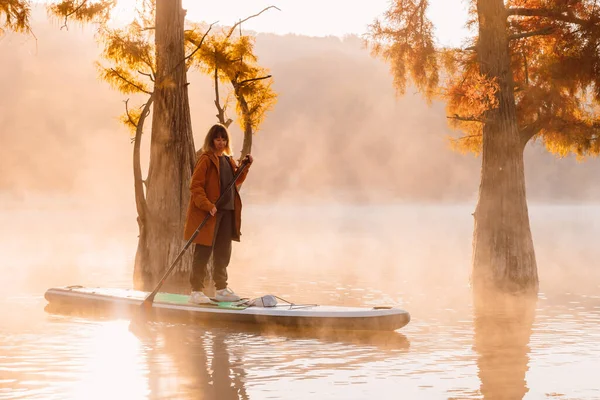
[{"left": 1, "top": 203, "right": 599, "bottom": 399}]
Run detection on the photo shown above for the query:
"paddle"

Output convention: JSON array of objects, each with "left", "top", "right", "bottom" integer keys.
[{"left": 139, "top": 156, "right": 251, "bottom": 312}]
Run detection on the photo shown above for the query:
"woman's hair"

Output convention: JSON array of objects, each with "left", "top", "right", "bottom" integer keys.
[{"left": 202, "top": 123, "right": 232, "bottom": 155}]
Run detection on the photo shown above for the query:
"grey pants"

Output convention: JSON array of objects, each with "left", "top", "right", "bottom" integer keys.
[{"left": 190, "top": 210, "right": 233, "bottom": 291}]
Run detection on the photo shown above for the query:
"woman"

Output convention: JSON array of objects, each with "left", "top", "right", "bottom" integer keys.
[{"left": 183, "top": 123, "right": 253, "bottom": 304}]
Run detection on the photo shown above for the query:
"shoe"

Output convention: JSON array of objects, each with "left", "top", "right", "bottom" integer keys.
[
  {"left": 189, "top": 291, "right": 212, "bottom": 304},
  {"left": 215, "top": 287, "right": 241, "bottom": 302}
]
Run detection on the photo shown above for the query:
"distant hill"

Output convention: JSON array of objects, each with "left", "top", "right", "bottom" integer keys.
[{"left": 2, "top": 10, "right": 600, "bottom": 208}]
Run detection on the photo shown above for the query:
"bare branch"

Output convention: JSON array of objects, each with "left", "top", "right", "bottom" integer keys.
[
  {"left": 124, "top": 99, "right": 137, "bottom": 133},
  {"left": 225, "top": 6, "right": 281, "bottom": 38},
  {"left": 509, "top": 26, "right": 556, "bottom": 40},
  {"left": 214, "top": 63, "right": 227, "bottom": 125},
  {"left": 520, "top": 118, "right": 545, "bottom": 147},
  {"left": 507, "top": 7, "right": 591, "bottom": 26},
  {"left": 143, "top": 50, "right": 156, "bottom": 78},
  {"left": 238, "top": 75, "right": 272, "bottom": 86},
  {"left": 454, "top": 134, "right": 483, "bottom": 140},
  {"left": 447, "top": 114, "right": 485, "bottom": 123},
  {"left": 132, "top": 94, "right": 154, "bottom": 223},
  {"left": 137, "top": 70, "right": 155, "bottom": 82},
  {"left": 186, "top": 22, "right": 217, "bottom": 60},
  {"left": 520, "top": 115, "right": 600, "bottom": 148},
  {"left": 110, "top": 68, "right": 152, "bottom": 94},
  {"left": 60, "top": 0, "right": 88, "bottom": 30}
]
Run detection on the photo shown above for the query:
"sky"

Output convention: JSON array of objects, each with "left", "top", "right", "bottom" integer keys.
[{"left": 108, "top": 0, "right": 472, "bottom": 47}]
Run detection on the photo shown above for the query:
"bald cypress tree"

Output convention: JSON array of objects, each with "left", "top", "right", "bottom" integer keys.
[
  {"left": 49, "top": 1, "right": 277, "bottom": 290},
  {"left": 51, "top": 0, "right": 195, "bottom": 289},
  {"left": 187, "top": 23, "right": 277, "bottom": 161},
  {"left": 369, "top": 0, "right": 600, "bottom": 294}
]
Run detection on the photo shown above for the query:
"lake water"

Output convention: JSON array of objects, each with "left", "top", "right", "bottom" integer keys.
[{"left": 1, "top": 203, "right": 599, "bottom": 399}]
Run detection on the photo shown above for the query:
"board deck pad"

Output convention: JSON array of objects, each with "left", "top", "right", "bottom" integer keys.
[{"left": 154, "top": 292, "right": 248, "bottom": 310}]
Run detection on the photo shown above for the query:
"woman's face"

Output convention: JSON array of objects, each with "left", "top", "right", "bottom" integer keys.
[{"left": 213, "top": 135, "right": 227, "bottom": 152}]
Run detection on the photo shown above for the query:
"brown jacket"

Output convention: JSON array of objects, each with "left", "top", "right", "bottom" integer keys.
[{"left": 183, "top": 152, "right": 250, "bottom": 246}]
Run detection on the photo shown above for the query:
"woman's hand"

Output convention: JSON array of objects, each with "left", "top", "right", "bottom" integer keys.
[
  {"left": 210, "top": 206, "right": 217, "bottom": 216},
  {"left": 244, "top": 154, "right": 254, "bottom": 164}
]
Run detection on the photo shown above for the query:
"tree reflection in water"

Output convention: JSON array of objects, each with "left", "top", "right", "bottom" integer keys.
[{"left": 473, "top": 291, "right": 536, "bottom": 400}]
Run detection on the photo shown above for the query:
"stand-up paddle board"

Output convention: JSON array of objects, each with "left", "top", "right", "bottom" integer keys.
[{"left": 44, "top": 286, "right": 410, "bottom": 331}]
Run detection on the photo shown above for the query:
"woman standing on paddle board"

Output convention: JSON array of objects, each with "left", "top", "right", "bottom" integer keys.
[{"left": 184, "top": 123, "right": 253, "bottom": 304}]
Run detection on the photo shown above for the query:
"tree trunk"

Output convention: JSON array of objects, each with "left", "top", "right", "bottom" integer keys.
[
  {"left": 234, "top": 87, "right": 253, "bottom": 160},
  {"left": 213, "top": 67, "right": 233, "bottom": 127},
  {"left": 472, "top": 0, "right": 538, "bottom": 294},
  {"left": 131, "top": 95, "right": 153, "bottom": 286},
  {"left": 133, "top": 0, "right": 195, "bottom": 291}
]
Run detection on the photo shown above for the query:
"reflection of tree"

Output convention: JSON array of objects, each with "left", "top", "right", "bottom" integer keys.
[
  {"left": 134, "top": 324, "right": 248, "bottom": 400},
  {"left": 47, "top": 304, "right": 410, "bottom": 399},
  {"left": 211, "top": 333, "right": 249, "bottom": 400},
  {"left": 46, "top": 305, "right": 249, "bottom": 399},
  {"left": 473, "top": 292, "right": 536, "bottom": 400},
  {"left": 148, "top": 325, "right": 408, "bottom": 399}
]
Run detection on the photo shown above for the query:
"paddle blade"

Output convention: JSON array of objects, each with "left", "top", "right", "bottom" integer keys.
[{"left": 140, "top": 294, "right": 156, "bottom": 312}]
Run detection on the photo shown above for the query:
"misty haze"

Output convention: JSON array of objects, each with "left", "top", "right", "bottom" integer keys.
[{"left": 1, "top": 2, "right": 600, "bottom": 400}]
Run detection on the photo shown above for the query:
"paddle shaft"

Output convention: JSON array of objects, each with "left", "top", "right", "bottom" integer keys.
[{"left": 141, "top": 158, "right": 250, "bottom": 308}]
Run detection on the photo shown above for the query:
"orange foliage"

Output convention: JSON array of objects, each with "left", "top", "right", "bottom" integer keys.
[
  {"left": 366, "top": 0, "right": 439, "bottom": 101},
  {"left": 369, "top": 0, "right": 600, "bottom": 157},
  {"left": 0, "top": 0, "right": 31, "bottom": 35}
]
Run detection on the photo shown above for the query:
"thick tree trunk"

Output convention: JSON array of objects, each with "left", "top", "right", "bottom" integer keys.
[
  {"left": 133, "top": 0, "right": 195, "bottom": 291},
  {"left": 472, "top": 0, "right": 538, "bottom": 294}
]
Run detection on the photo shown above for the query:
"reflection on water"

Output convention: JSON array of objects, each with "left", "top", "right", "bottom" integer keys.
[
  {"left": 130, "top": 322, "right": 410, "bottom": 400},
  {"left": 1, "top": 204, "right": 600, "bottom": 399},
  {"left": 474, "top": 293, "right": 536, "bottom": 400}
]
